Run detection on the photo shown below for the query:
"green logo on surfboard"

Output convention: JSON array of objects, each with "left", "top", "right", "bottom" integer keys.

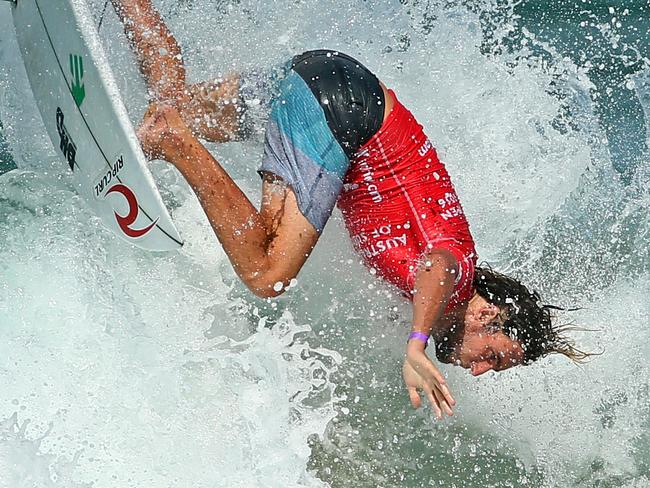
[{"left": 70, "top": 54, "right": 85, "bottom": 107}]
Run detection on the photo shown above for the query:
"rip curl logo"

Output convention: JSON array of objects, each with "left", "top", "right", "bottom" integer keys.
[
  {"left": 95, "top": 156, "right": 124, "bottom": 197},
  {"left": 105, "top": 184, "right": 158, "bottom": 238}
]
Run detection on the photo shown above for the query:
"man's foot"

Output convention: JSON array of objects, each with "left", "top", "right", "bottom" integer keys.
[{"left": 181, "top": 75, "right": 242, "bottom": 143}]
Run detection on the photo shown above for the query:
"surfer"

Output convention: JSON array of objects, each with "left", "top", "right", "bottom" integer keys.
[{"left": 112, "top": 0, "right": 589, "bottom": 419}]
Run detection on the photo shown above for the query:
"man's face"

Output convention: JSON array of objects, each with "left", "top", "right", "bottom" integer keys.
[
  {"left": 455, "top": 330, "right": 525, "bottom": 376},
  {"left": 453, "top": 295, "right": 525, "bottom": 376}
]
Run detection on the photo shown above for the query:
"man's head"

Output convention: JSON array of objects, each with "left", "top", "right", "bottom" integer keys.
[{"left": 436, "top": 266, "right": 590, "bottom": 375}]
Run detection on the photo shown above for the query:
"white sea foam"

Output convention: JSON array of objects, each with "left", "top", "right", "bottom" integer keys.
[{"left": 0, "top": 168, "right": 339, "bottom": 487}]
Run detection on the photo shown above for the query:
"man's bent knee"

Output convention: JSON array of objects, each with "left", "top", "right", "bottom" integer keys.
[{"left": 244, "top": 269, "right": 297, "bottom": 299}]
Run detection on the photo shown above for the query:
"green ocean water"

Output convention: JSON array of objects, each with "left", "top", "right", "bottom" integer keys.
[
  {"left": 0, "top": 1, "right": 649, "bottom": 487},
  {"left": 0, "top": 120, "right": 16, "bottom": 174},
  {"left": 514, "top": 0, "right": 649, "bottom": 180}
]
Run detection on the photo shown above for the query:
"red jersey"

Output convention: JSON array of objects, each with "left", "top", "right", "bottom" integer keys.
[{"left": 337, "top": 90, "right": 477, "bottom": 309}]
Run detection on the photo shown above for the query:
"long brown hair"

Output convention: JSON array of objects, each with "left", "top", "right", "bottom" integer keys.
[{"left": 473, "top": 265, "right": 595, "bottom": 364}]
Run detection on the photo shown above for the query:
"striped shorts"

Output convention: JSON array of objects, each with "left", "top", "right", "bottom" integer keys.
[{"left": 252, "top": 50, "right": 384, "bottom": 233}]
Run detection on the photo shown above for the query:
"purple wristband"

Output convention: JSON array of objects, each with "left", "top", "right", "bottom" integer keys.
[{"left": 408, "top": 332, "right": 430, "bottom": 346}]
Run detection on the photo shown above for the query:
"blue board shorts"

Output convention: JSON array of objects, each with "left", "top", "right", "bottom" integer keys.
[{"left": 240, "top": 50, "right": 385, "bottom": 233}]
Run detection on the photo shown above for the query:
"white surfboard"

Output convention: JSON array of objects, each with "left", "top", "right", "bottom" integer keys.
[{"left": 10, "top": 0, "right": 183, "bottom": 251}]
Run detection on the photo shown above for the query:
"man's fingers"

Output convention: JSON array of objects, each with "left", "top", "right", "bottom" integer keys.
[
  {"left": 423, "top": 372, "right": 455, "bottom": 407},
  {"left": 426, "top": 390, "right": 443, "bottom": 420},
  {"left": 423, "top": 364, "right": 456, "bottom": 407},
  {"left": 438, "top": 384, "right": 456, "bottom": 407},
  {"left": 408, "top": 387, "right": 422, "bottom": 409},
  {"left": 433, "top": 388, "right": 453, "bottom": 416},
  {"left": 428, "top": 367, "right": 446, "bottom": 386}
]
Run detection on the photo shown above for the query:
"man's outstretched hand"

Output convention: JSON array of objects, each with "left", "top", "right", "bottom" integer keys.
[{"left": 403, "top": 342, "right": 455, "bottom": 419}]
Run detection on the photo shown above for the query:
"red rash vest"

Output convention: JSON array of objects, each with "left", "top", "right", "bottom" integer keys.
[{"left": 337, "top": 90, "right": 477, "bottom": 310}]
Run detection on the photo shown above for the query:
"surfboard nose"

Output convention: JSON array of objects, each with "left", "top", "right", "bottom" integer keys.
[{"left": 10, "top": 0, "right": 183, "bottom": 251}]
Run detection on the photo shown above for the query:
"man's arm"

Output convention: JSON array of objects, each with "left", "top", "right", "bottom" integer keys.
[{"left": 403, "top": 250, "right": 458, "bottom": 419}]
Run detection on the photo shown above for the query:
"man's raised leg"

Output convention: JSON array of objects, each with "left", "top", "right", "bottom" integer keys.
[
  {"left": 110, "top": 0, "right": 187, "bottom": 103},
  {"left": 111, "top": 0, "right": 241, "bottom": 142},
  {"left": 139, "top": 104, "right": 320, "bottom": 297}
]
